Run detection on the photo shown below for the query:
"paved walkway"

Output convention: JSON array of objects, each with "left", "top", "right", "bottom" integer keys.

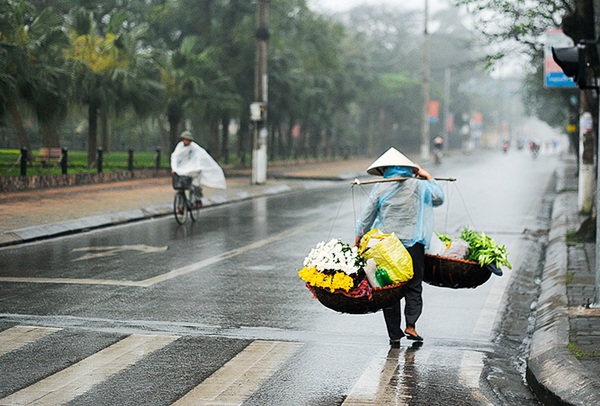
[{"left": 1, "top": 155, "right": 599, "bottom": 404}]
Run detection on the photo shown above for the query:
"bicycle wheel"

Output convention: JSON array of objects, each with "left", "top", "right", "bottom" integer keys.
[
  {"left": 189, "top": 190, "right": 201, "bottom": 222},
  {"left": 174, "top": 191, "right": 188, "bottom": 224}
]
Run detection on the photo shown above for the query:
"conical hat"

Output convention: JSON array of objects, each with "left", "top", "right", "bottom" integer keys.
[{"left": 367, "top": 147, "right": 418, "bottom": 176}]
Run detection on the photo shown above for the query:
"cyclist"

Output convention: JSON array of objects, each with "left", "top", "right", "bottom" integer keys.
[{"left": 170, "top": 131, "right": 227, "bottom": 206}]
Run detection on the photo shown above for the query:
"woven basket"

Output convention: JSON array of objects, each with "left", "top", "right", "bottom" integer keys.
[
  {"left": 423, "top": 254, "right": 491, "bottom": 289},
  {"left": 308, "top": 282, "right": 407, "bottom": 314}
]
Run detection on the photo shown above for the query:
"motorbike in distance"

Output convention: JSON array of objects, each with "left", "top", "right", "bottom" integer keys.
[{"left": 529, "top": 141, "right": 540, "bottom": 158}]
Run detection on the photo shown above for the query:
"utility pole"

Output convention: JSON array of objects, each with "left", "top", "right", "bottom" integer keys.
[
  {"left": 420, "top": 0, "right": 430, "bottom": 160},
  {"left": 592, "top": 0, "right": 600, "bottom": 308},
  {"left": 443, "top": 67, "right": 451, "bottom": 146},
  {"left": 252, "top": 0, "right": 269, "bottom": 184}
]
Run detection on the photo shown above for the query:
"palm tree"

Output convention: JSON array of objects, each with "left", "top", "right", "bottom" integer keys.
[
  {"left": 66, "top": 7, "right": 166, "bottom": 164},
  {"left": 157, "top": 36, "right": 224, "bottom": 153},
  {"left": 66, "top": 7, "right": 130, "bottom": 165},
  {"left": 1, "top": 1, "right": 72, "bottom": 157},
  {"left": 24, "top": 8, "right": 73, "bottom": 149},
  {"left": 97, "top": 16, "right": 165, "bottom": 152},
  {"left": 0, "top": 0, "right": 35, "bottom": 156}
]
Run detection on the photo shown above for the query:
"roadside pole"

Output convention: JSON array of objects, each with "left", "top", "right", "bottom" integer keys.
[
  {"left": 594, "top": 96, "right": 600, "bottom": 308},
  {"left": 252, "top": 0, "right": 268, "bottom": 184},
  {"left": 420, "top": 0, "right": 430, "bottom": 160}
]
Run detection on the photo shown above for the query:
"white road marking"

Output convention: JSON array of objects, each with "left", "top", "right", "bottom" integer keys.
[
  {"left": 0, "top": 219, "right": 325, "bottom": 287},
  {"left": 71, "top": 244, "right": 168, "bottom": 261},
  {"left": 472, "top": 269, "right": 511, "bottom": 340},
  {"left": 0, "top": 325, "right": 61, "bottom": 356},
  {"left": 0, "top": 334, "right": 178, "bottom": 405},
  {"left": 172, "top": 340, "right": 301, "bottom": 406}
]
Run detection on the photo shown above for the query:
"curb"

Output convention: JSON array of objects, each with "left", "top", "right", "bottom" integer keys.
[{"left": 526, "top": 179, "right": 600, "bottom": 405}]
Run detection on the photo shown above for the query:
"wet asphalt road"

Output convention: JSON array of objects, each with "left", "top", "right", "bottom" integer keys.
[{"left": 0, "top": 147, "right": 560, "bottom": 405}]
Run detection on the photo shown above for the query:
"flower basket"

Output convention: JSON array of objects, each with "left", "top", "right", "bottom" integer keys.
[
  {"left": 423, "top": 254, "right": 491, "bottom": 289},
  {"left": 306, "top": 282, "right": 407, "bottom": 314},
  {"left": 299, "top": 238, "right": 409, "bottom": 313}
]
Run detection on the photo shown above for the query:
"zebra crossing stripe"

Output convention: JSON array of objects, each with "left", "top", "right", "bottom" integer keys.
[
  {"left": 0, "top": 334, "right": 179, "bottom": 405},
  {"left": 173, "top": 340, "right": 302, "bottom": 406},
  {"left": 0, "top": 326, "right": 62, "bottom": 357}
]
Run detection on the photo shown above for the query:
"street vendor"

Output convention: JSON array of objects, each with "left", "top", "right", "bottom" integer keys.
[
  {"left": 170, "top": 131, "right": 227, "bottom": 204},
  {"left": 354, "top": 147, "right": 445, "bottom": 347}
]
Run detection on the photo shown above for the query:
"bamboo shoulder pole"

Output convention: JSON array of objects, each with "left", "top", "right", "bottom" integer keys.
[{"left": 351, "top": 176, "right": 456, "bottom": 185}]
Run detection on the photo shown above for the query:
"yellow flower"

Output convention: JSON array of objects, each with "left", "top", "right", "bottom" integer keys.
[{"left": 298, "top": 266, "right": 355, "bottom": 292}]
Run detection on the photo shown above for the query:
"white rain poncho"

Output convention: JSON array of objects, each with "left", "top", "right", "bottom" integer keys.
[
  {"left": 170, "top": 141, "right": 227, "bottom": 189},
  {"left": 355, "top": 166, "right": 444, "bottom": 249}
]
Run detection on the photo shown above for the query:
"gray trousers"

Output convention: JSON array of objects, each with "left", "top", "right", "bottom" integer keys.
[{"left": 383, "top": 243, "right": 424, "bottom": 340}]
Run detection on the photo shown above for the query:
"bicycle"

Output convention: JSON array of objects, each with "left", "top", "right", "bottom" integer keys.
[{"left": 172, "top": 174, "right": 202, "bottom": 224}]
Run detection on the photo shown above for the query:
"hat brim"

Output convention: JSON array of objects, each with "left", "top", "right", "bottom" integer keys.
[
  {"left": 180, "top": 131, "right": 194, "bottom": 141},
  {"left": 367, "top": 147, "right": 418, "bottom": 176}
]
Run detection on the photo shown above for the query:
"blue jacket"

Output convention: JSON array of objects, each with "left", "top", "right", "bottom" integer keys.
[{"left": 355, "top": 168, "right": 444, "bottom": 248}]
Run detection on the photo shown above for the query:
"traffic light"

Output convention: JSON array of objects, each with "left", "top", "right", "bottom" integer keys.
[{"left": 551, "top": 43, "right": 586, "bottom": 88}]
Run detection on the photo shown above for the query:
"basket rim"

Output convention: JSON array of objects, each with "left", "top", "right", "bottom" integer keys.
[
  {"left": 372, "top": 281, "right": 408, "bottom": 292},
  {"left": 308, "top": 280, "right": 407, "bottom": 293},
  {"left": 424, "top": 253, "right": 481, "bottom": 266}
]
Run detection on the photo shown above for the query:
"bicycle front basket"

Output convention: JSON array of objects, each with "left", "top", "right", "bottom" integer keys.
[{"left": 172, "top": 174, "right": 193, "bottom": 189}]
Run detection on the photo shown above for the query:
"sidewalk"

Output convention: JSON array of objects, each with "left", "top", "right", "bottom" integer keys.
[
  {"left": 526, "top": 156, "right": 600, "bottom": 405},
  {"left": 1, "top": 156, "right": 599, "bottom": 404}
]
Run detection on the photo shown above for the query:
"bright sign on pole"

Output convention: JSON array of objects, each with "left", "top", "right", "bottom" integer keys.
[{"left": 544, "top": 29, "right": 577, "bottom": 88}]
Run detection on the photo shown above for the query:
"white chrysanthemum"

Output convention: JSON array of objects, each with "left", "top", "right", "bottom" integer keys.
[{"left": 303, "top": 238, "right": 365, "bottom": 275}]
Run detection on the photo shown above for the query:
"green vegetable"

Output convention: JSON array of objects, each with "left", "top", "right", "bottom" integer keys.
[
  {"left": 436, "top": 232, "right": 452, "bottom": 243},
  {"left": 459, "top": 228, "right": 512, "bottom": 269}
]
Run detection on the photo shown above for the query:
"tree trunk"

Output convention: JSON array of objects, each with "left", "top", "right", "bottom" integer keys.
[
  {"left": 221, "top": 115, "right": 229, "bottom": 164},
  {"left": 168, "top": 103, "right": 183, "bottom": 153},
  {"left": 6, "top": 102, "right": 32, "bottom": 160},
  {"left": 40, "top": 117, "right": 59, "bottom": 148},
  {"left": 208, "top": 116, "right": 219, "bottom": 157},
  {"left": 87, "top": 101, "right": 98, "bottom": 167},
  {"left": 156, "top": 115, "right": 169, "bottom": 153},
  {"left": 100, "top": 107, "right": 111, "bottom": 152}
]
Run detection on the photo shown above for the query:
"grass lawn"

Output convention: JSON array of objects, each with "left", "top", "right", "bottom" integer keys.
[{"left": 0, "top": 149, "right": 169, "bottom": 176}]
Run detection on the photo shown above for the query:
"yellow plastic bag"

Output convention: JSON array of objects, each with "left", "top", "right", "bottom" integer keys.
[{"left": 359, "top": 229, "right": 413, "bottom": 283}]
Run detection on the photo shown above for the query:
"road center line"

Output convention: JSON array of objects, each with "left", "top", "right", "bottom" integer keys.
[
  {"left": 172, "top": 340, "right": 302, "bottom": 406},
  {"left": 0, "top": 334, "right": 179, "bottom": 405},
  {"left": 0, "top": 218, "right": 327, "bottom": 287},
  {"left": 0, "top": 325, "right": 62, "bottom": 356}
]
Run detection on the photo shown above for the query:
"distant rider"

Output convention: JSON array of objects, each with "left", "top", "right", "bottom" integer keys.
[
  {"left": 170, "top": 131, "right": 227, "bottom": 205},
  {"left": 433, "top": 136, "right": 443, "bottom": 165}
]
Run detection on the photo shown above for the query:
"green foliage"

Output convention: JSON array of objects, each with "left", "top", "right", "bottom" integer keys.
[{"left": 1, "top": 0, "right": 498, "bottom": 163}]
